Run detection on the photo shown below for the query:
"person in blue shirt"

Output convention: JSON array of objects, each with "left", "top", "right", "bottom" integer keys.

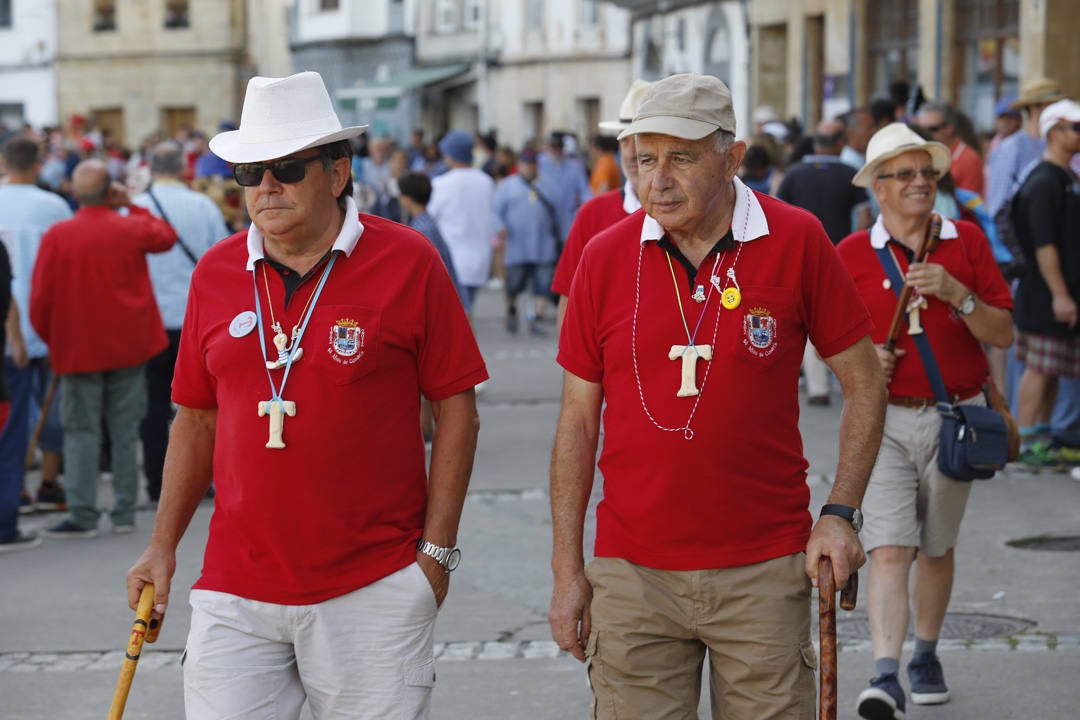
[{"left": 492, "top": 148, "right": 560, "bottom": 335}]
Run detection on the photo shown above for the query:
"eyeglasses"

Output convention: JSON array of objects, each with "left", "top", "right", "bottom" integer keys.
[
  {"left": 922, "top": 124, "right": 945, "bottom": 133},
  {"left": 232, "top": 154, "right": 325, "bottom": 187},
  {"left": 876, "top": 167, "right": 941, "bottom": 183}
]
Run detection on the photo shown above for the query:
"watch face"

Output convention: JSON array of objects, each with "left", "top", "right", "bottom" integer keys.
[
  {"left": 445, "top": 548, "right": 461, "bottom": 572},
  {"left": 852, "top": 508, "right": 864, "bottom": 533}
]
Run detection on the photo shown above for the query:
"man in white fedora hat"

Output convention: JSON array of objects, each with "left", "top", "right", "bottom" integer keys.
[
  {"left": 552, "top": 79, "right": 653, "bottom": 335},
  {"left": 125, "top": 71, "right": 487, "bottom": 720},
  {"left": 549, "top": 72, "right": 885, "bottom": 719},
  {"left": 837, "top": 123, "right": 1013, "bottom": 719}
]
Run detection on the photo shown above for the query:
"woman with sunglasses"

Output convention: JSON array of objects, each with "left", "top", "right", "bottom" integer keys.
[{"left": 836, "top": 123, "right": 1014, "bottom": 720}]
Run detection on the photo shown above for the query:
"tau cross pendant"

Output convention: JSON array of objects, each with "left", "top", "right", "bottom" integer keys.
[
  {"left": 907, "top": 295, "right": 929, "bottom": 335},
  {"left": 669, "top": 344, "right": 713, "bottom": 397},
  {"left": 258, "top": 398, "right": 296, "bottom": 449}
]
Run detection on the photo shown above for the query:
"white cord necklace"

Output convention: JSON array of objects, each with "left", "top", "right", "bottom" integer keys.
[{"left": 631, "top": 203, "right": 749, "bottom": 440}]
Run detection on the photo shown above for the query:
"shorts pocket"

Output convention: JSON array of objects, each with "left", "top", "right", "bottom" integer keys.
[
  {"left": 799, "top": 639, "right": 818, "bottom": 670},
  {"left": 404, "top": 656, "right": 436, "bottom": 688}
]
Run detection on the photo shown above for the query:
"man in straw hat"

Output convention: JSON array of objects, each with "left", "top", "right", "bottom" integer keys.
[
  {"left": 552, "top": 79, "right": 652, "bottom": 335},
  {"left": 837, "top": 123, "right": 1013, "bottom": 719},
  {"left": 985, "top": 77, "right": 1065, "bottom": 217},
  {"left": 125, "top": 71, "right": 487, "bottom": 719},
  {"left": 549, "top": 72, "right": 886, "bottom": 718}
]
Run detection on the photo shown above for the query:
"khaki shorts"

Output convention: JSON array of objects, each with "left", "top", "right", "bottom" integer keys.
[
  {"left": 584, "top": 554, "right": 816, "bottom": 720},
  {"left": 861, "top": 398, "right": 980, "bottom": 556}
]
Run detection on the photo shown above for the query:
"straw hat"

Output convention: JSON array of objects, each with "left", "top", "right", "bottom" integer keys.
[
  {"left": 852, "top": 123, "right": 951, "bottom": 188},
  {"left": 1010, "top": 77, "right": 1064, "bottom": 110},
  {"left": 598, "top": 80, "right": 654, "bottom": 134},
  {"left": 209, "top": 72, "right": 367, "bottom": 164}
]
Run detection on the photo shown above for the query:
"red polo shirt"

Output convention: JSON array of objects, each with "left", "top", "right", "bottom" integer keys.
[
  {"left": 559, "top": 180, "right": 872, "bottom": 570},
  {"left": 31, "top": 205, "right": 175, "bottom": 375},
  {"left": 949, "top": 140, "right": 985, "bottom": 196},
  {"left": 837, "top": 217, "right": 1012, "bottom": 397},
  {"left": 551, "top": 188, "right": 631, "bottom": 296},
  {"left": 174, "top": 211, "right": 488, "bottom": 604}
]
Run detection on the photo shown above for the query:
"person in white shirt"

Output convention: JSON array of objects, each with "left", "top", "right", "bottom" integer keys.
[{"left": 428, "top": 130, "right": 495, "bottom": 316}]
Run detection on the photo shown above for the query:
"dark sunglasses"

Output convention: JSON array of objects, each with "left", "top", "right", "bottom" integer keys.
[
  {"left": 922, "top": 123, "right": 945, "bottom": 133},
  {"left": 233, "top": 154, "right": 324, "bottom": 187},
  {"left": 876, "top": 167, "right": 941, "bottom": 183}
]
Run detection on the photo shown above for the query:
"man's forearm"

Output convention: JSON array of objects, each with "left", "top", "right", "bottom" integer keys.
[
  {"left": 550, "top": 375, "right": 602, "bottom": 576},
  {"left": 1035, "top": 244, "right": 1069, "bottom": 299},
  {"left": 826, "top": 336, "right": 886, "bottom": 506},
  {"left": 424, "top": 390, "right": 480, "bottom": 547}
]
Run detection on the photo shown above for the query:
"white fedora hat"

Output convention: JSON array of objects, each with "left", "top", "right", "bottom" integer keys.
[
  {"left": 598, "top": 80, "right": 654, "bottom": 135},
  {"left": 209, "top": 71, "right": 367, "bottom": 164},
  {"left": 852, "top": 122, "right": 951, "bottom": 188}
]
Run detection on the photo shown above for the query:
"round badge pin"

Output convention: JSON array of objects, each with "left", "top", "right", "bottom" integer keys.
[
  {"left": 229, "top": 310, "right": 258, "bottom": 338},
  {"left": 721, "top": 287, "right": 742, "bottom": 310}
]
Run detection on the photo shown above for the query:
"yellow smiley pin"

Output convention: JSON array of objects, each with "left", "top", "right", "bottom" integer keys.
[{"left": 721, "top": 287, "right": 742, "bottom": 310}]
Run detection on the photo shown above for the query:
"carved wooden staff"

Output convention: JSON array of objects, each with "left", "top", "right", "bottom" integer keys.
[
  {"left": 108, "top": 583, "right": 161, "bottom": 719},
  {"left": 819, "top": 556, "right": 859, "bottom": 720},
  {"left": 883, "top": 214, "right": 943, "bottom": 353}
]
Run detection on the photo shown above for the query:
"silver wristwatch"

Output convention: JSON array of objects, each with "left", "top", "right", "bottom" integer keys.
[
  {"left": 417, "top": 539, "right": 462, "bottom": 572},
  {"left": 956, "top": 293, "right": 976, "bottom": 316}
]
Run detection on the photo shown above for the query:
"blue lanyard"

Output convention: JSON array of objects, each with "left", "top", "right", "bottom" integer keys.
[{"left": 251, "top": 252, "right": 338, "bottom": 404}]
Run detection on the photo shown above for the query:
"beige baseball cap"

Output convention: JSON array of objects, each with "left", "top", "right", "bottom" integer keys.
[{"left": 618, "top": 73, "right": 736, "bottom": 141}]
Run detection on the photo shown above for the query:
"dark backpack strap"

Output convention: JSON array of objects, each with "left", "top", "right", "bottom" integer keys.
[
  {"left": 529, "top": 180, "right": 562, "bottom": 240},
  {"left": 147, "top": 186, "right": 200, "bottom": 266}
]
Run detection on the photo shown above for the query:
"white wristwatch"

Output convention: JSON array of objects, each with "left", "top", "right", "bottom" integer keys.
[
  {"left": 417, "top": 539, "right": 461, "bottom": 572},
  {"left": 956, "top": 293, "right": 976, "bottom": 316}
]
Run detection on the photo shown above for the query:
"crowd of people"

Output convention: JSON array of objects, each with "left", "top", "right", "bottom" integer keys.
[{"left": 0, "top": 66, "right": 1078, "bottom": 720}]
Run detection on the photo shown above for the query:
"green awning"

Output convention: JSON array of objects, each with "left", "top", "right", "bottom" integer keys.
[{"left": 337, "top": 63, "right": 471, "bottom": 103}]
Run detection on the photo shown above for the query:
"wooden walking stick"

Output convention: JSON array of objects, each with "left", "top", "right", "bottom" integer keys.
[
  {"left": 819, "top": 556, "right": 859, "bottom": 720},
  {"left": 883, "top": 214, "right": 943, "bottom": 353},
  {"left": 24, "top": 374, "right": 58, "bottom": 470},
  {"left": 108, "top": 583, "right": 160, "bottom": 719}
]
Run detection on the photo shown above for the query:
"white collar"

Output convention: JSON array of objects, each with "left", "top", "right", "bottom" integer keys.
[
  {"left": 869, "top": 214, "right": 958, "bottom": 249},
  {"left": 622, "top": 179, "right": 642, "bottom": 214},
  {"left": 246, "top": 195, "right": 364, "bottom": 270},
  {"left": 638, "top": 176, "right": 769, "bottom": 245}
]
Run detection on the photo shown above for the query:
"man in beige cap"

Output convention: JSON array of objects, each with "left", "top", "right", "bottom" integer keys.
[
  {"left": 549, "top": 72, "right": 886, "bottom": 718},
  {"left": 552, "top": 79, "right": 652, "bottom": 335},
  {"left": 125, "top": 71, "right": 487, "bottom": 720},
  {"left": 838, "top": 123, "right": 1013, "bottom": 719}
]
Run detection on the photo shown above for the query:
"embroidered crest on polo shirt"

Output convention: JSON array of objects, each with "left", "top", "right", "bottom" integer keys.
[
  {"left": 743, "top": 307, "right": 777, "bottom": 357},
  {"left": 328, "top": 318, "right": 365, "bottom": 365}
]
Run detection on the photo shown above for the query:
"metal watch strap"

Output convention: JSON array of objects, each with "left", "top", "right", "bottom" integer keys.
[{"left": 417, "top": 539, "right": 460, "bottom": 571}]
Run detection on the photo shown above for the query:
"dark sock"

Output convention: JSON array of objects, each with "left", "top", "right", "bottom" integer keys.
[
  {"left": 913, "top": 637, "right": 938, "bottom": 659},
  {"left": 875, "top": 657, "right": 900, "bottom": 677}
]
